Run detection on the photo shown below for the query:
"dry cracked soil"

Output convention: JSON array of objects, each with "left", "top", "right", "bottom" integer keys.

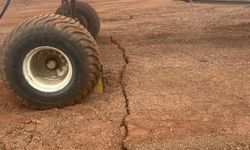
[{"left": 0, "top": 0, "right": 250, "bottom": 149}]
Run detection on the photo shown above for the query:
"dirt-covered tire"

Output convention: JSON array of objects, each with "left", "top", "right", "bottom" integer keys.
[
  {"left": 56, "top": 1, "right": 100, "bottom": 38},
  {"left": 0, "top": 14, "right": 100, "bottom": 108}
]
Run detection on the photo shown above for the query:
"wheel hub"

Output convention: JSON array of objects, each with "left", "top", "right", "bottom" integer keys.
[
  {"left": 22, "top": 46, "right": 73, "bottom": 93},
  {"left": 46, "top": 59, "right": 57, "bottom": 70}
]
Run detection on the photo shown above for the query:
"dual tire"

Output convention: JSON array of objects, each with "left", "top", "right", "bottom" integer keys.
[
  {"left": 56, "top": 1, "right": 100, "bottom": 38},
  {"left": 0, "top": 1, "right": 101, "bottom": 108}
]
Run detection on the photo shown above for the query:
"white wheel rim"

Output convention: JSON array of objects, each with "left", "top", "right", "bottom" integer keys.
[{"left": 22, "top": 46, "right": 73, "bottom": 93}]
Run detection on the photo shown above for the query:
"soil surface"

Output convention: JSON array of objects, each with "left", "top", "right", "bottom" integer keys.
[{"left": 0, "top": 0, "right": 250, "bottom": 149}]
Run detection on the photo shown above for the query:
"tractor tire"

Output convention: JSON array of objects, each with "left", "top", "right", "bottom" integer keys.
[
  {"left": 56, "top": 1, "right": 100, "bottom": 38},
  {"left": 0, "top": 14, "right": 100, "bottom": 109}
]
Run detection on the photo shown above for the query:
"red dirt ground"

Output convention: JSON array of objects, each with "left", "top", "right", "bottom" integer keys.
[{"left": 0, "top": 0, "right": 250, "bottom": 149}]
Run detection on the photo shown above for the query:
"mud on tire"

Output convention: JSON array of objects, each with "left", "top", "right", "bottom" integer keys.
[{"left": 0, "top": 14, "right": 100, "bottom": 108}]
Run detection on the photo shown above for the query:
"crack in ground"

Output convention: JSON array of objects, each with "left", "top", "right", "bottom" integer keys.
[
  {"left": 24, "top": 120, "right": 38, "bottom": 150},
  {"left": 110, "top": 36, "right": 130, "bottom": 150},
  {"left": 110, "top": 37, "right": 129, "bottom": 64}
]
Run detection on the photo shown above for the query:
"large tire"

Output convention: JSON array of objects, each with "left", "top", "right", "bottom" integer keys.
[
  {"left": 0, "top": 14, "right": 100, "bottom": 108},
  {"left": 56, "top": 1, "right": 100, "bottom": 38}
]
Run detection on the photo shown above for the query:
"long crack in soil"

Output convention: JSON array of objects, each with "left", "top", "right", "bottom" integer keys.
[{"left": 110, "top": 36, "right": 130, "bottom": 150}]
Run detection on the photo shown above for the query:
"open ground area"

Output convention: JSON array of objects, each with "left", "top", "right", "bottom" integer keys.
[{"left": 0, "top": 0, "right": 250, "bottom": 149}]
